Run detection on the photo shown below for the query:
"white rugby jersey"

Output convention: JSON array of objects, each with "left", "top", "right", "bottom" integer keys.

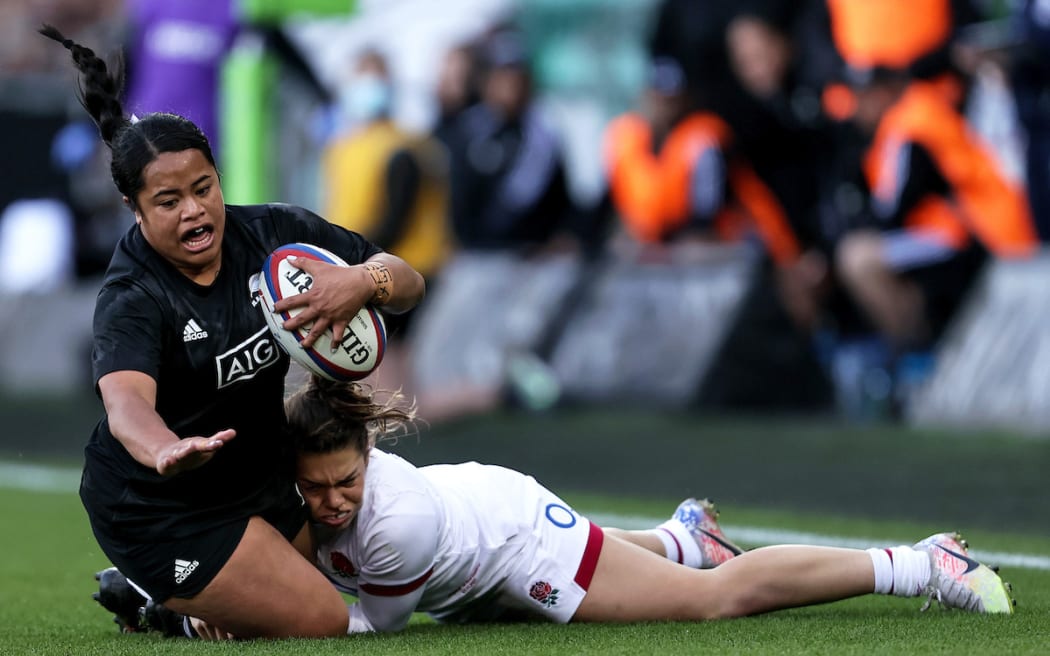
[{"left": 315, "top": 448, "right": 565, "bottom": 631}]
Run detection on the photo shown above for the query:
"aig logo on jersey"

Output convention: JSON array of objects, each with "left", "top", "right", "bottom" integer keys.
[
  {"left": 183, "top": 318, "right": 208, "bottom": 342},
  {"left": 215, "top": 326, "right": 280, "bottom": 389}
]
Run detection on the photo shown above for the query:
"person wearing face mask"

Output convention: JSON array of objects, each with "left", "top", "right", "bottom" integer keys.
[
  {"left": 322, "top": 49, "right": 451, "bottom": 284},
  {"left": 320, "top": 49, "right": 453, "bottom": 392}
]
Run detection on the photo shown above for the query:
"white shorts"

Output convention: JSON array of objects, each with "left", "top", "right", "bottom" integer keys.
[
  {"left": 880, "top": 228, "right": 958, "bottom": 271},
  {"left": 427, "top": 474, "right": 605, "bottom": 624},
  {"left": 500, "top": 499, "right": 604, "bottom": 623}
]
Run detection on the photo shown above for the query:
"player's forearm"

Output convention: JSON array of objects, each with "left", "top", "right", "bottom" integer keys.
[
  {"left": 363, "top": 253, "right": 425, "bottom": 314},
  {"left": 106, "top": 393, "right": 181, "bottom": 471}
]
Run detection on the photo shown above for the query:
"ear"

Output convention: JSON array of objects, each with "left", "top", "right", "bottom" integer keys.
[{"left": 123, "top": 196, "right": 143, "bottom": 225}]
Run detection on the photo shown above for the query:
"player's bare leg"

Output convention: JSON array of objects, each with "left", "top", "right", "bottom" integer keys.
[
  {"left": 574, "top": 533, "right": 873, "bottom": 621},
  {"left": 161, "top": 517, "right": 348, "bottom": 638}
]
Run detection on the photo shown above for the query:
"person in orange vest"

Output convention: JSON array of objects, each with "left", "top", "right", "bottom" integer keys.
[
  {"left": 834, "top": 64, "right": 1037, "bottom": 351},
  {"left": 603, "top": 57, "right": 829, "bottom": 330},
  {"left": 815, "top": 0, "right": 984, "bottom": 122}
]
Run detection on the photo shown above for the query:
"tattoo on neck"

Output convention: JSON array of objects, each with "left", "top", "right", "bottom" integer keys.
[{"left": 365, "top": 262, "right": 392, "bottom": 304}]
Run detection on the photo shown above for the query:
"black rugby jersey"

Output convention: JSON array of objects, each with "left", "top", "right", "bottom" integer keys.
[{"left": 82, "top": 203, "right": 380, "bottom": 540}]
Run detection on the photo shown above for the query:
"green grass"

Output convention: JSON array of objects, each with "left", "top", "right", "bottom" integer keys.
[
  {"left": 3, "top": 404, "right": 1046, "bottom": 654},
  {"left": 3, "top": 485, "right": 1048, "bottom": 656}
]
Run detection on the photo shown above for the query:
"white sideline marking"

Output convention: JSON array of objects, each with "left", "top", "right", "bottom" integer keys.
[
  {"left": 0, "top": 461, "right": 80, "bottom": 493},
  {"left": 2, "top": 462, "right": 1048, "bottom": 571},
  {"left": 590, "top": 511, "right": 1050, "bottom": 572}
]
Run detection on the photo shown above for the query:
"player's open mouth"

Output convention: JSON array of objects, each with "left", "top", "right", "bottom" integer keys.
[
  {"left": 182, "top": 225, "right": 214, "bottom": 252},
  {"left": 322, "top": 509, "right": 354, "bottom": 527}
]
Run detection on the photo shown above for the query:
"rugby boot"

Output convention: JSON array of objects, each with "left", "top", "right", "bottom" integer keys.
[
  {"left": 672, "top": 498, "right": 744, "bottom": 568},
  {"left": 92, "top": 567, "right": 147, "bottom": 633},
  {"left": 914, "top": 532, "right": 1015, "bottom": 614}
]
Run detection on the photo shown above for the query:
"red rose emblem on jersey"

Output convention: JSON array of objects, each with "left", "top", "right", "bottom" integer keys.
[
  {"left": 529, "top": 581, "right": 559, "bottom": 607},
  {"left": 330, "top": 551, "right": 356, "bottom": 578}
]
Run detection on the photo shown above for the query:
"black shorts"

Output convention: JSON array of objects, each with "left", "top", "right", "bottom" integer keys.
[{"left": 87, "top": 491, "right": 307, "bottom": 603}]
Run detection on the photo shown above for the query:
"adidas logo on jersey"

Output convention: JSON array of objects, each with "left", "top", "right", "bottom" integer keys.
[
  {"left": 183, "top": 318, "right": 208, "bottom": 342},
  {"left": 174, "top": 558, "right": 199, "bottom": 584}
]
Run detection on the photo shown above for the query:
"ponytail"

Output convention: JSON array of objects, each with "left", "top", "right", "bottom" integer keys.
[
  {"left": 38, "top": 24, "right": 216, "bottom": 208},
  {"left": 39, "top": 24, "right": 129, "bottom": 146},
  {"left": 285, "top": 377, "right": 417, "bottom": 456}
]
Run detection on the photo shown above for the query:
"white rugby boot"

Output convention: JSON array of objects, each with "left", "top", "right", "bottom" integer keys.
[
  {"left": 672, "top": 498, "right": 744, "bottom": 568},
  {"left": 913, "top": 532, "right": 1015, "bottom": 614}
]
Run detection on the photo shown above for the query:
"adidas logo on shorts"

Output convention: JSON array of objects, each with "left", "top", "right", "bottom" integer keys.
[
  {"left": 183, "top": 318, "right": 208, "bottom": 342},
  {"left": 174, "top": 558, "right": 199, "bottom": 584}
]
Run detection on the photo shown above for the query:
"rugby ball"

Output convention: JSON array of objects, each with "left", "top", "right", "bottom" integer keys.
[{"left": 257, "top": 243, "right": 386, "bottom": 381}]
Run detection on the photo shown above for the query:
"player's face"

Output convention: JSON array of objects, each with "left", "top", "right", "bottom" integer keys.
[
  {"left": 296, "top": 446, "right": 368, "bottom": 531},
  {"left": 132, "top": 149, "right": 226, "bottom": 285}
]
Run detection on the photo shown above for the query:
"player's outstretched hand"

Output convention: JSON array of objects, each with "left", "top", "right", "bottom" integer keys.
[{"left": 156, "top": 429, "right": 236, "bottom": 477}]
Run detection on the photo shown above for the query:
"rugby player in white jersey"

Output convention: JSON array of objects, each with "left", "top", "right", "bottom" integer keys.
[{"left": 268, "top": 377, "right": 1015, "bottom": 637}]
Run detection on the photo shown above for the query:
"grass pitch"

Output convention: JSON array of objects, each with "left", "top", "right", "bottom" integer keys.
[
  {"left": 2, "top": 481, "right": 1048, "bottom": 656},
  {"left": 3, "top": 404, "right": 1048, "bottom": 654}
]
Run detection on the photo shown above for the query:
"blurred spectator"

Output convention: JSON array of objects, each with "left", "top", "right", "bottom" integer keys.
[
  {"left": 321, "top": 48, "right": 453, "bottom": 392},
  {"left": 603, "top": 58, "right": 797, "bottom": 257},
  {"left": 834, "top": 67, "right": 1037, "bottom": 354},
  {"left": 431, "top": 42, "right": 481, "bottom": 149},
  {"left": 723, "top": 7, "right": 840, "bottom": 331},
  {"left": 646, "top": 0, "right": 754, "bottom": 139},
  {"left": 322, "top": 49, "right": 451, "bottom": 283},
  {"left": 602, "top": 57, "right": 829, "bottom": 330},
  {"left": 443, "top": 28, "right": 586, "bottom": 252},
  {"left": 123, "top": 0, "right": 238, "bottom": 153},
  {"left": 813, "top": 0, "right": 985, "bottom": 112},
  {"left": 1009, "top": 0, "right": 1050, "bottom": 240},
  {"left": 725, "top": 6, "right": 826, "bottom": 221}
]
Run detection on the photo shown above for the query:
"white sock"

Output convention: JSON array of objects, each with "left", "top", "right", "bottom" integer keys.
[
  {"left": 868, "top": 546, "right": 931, "bottom": 597},
  {"left": 653, "top": 520, "right": 703, "bottom": 569}
]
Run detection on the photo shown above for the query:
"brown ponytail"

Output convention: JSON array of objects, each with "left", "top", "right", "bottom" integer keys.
[{"left": 285, "top": 377, "right": 417, "bottom": 456}]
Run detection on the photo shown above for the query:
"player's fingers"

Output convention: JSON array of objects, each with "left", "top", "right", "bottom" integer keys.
[
  {"left": 207, "top": 428, "right": 237, "bottom": 444},
  {"left": 282, "top": 306, "right": 318, "bottom": 332},
  {"left": 300, "top": 317, "right": 331, "bottom": 349},
  {"left": 329, "top": 319, "right": 349, "bottom": 352},
  {"left": 272, "top": 290, "right": 312, "bottom": 315},
  {"left": 159, "top": 438, "right": 219, "bottom": 476},
  {"left": 284, "top": 254, "right": 314, "bottom": 271},
  {"left": 190, "top": 616, "right": 219, "bottom": 640}
]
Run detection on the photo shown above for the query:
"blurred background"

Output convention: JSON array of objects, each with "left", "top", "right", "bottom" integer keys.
[{"left": 2, "top": 0, "right": 1049, "bottom": 532}]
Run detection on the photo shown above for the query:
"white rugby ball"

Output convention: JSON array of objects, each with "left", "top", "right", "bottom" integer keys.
[{"left": 257, "top": 243, "right": 386, "bottom": 381}]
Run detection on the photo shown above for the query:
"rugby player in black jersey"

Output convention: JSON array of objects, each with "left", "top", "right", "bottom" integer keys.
[{"left": 40, "top": 25, "right": 424, "bottom": 638}]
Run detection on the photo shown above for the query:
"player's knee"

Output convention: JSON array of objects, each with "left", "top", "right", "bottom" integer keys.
[
  {"left": 318, "top": 596, "right": 353, "bottom": 636},
  {"left": 697, "top": 573, "right": 765, "bottom": 619},
  {"left": 835, "top": 231, "right": 883, "bottom": 284}
]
